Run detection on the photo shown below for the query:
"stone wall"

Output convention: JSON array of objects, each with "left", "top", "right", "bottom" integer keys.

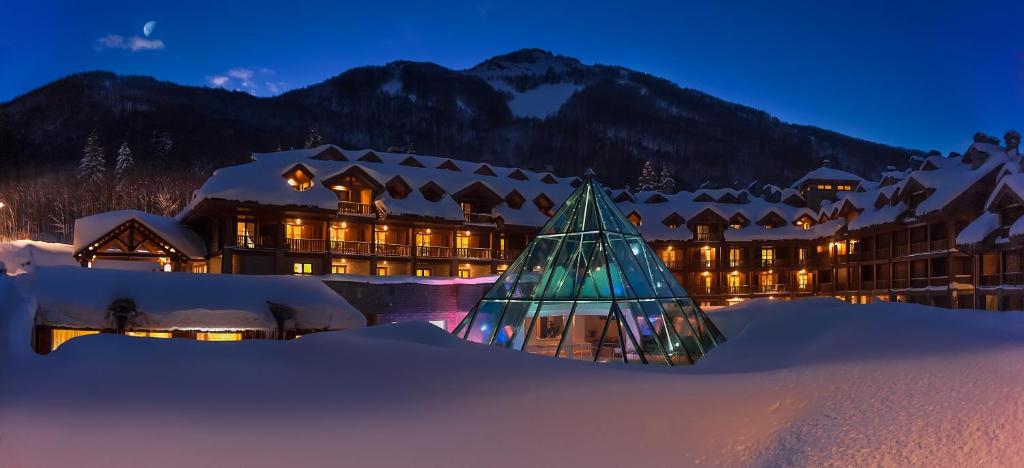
[{"left": 323, "top": 278, "right": 492, "bottom": 332}]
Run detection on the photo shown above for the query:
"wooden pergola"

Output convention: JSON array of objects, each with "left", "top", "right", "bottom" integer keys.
[{"left": 74, "top": 219, "right": 197, "bottom": 270}]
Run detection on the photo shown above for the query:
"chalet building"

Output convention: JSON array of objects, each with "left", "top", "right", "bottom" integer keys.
[{"left": 72, "top": 132, "right": 1024, "bottom": 312}]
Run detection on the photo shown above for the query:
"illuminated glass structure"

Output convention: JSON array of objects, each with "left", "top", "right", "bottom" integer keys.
[{"left": 454, "top": 171, "right": 725, "bottom": 364}]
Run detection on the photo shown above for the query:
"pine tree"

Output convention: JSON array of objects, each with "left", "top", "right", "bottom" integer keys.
[
  {"left": 658, "top": 164, "right": 675, "bottom": 193},
  {"left": 78, "top": 131, "right": 106, "bottom": 186},
  {"left": 637, "top": 159, "right": 658, "bottom": 191},
  {"left": 151, "top": 130, "right": 173, "bottom": 160},
  {"left": 305, "top": 125, "right": 323, "bottom": 148},
  {"left": 115, "top": 141, "right": 135, "bottom": 178}
]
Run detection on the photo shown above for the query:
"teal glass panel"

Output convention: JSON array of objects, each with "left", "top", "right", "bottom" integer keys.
[
  {"left": 556, "top": 301, "right": 611, "bottom": 361},
  {"left": 493, "top": 300, "right": 540, "bottom": 348},
  {"left": 538, "top": 189, "right": 583, "bottom": 235},
  {"left": 617, "top": 300, "right": 666, "bottom": 364},
  {"left": 511, "top": 237, "right": 564, "bottom": 299},
  {"left": 660, "top": 299, "right": 702, "bottom": 359},
  {"left": 523, "top": 301, "right": 574, "bottom": 357},
  {"left": 625, "top": 237, "right": 676, "bottom": 298},
  {"left": 483, "top": 245, "right": 532, "bottom": 299},
  {"left": 605, "top": 233, "right": 657, "bottom": 298},
  {"left": 464, "top": 300, "right": 507, "bottom": 344},
  {"left": 577, "top": 242, "right": 612, "bottom": 299}
]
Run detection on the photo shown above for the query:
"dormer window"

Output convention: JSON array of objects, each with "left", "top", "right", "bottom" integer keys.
[
  {"left": 505, "top": 190, "right": 525, "bottom": 209},
  {"left": 357, "top": 151, "right": 382, "bottom": 163},
  {"left": 730, "top": 223, "right": 744, "bottom": 230},
  {"left": 540, "top": 174, "right": 558, "bottom": 184},
  {"left": 662, "top": 213, "right": 684, "bottom": 229},
  {"left": 509, "top": 169, "right": 529, "bottom": 181},
  {"left": 283, "top": 165, "right": 314, "bottom": 191},
  {"left": 644, "top": 193, "right": 668, "bottom": 204},
  {"left": 569, "top": 177, "right": 583, "bottom": 188},
  {"left": 438, "top": 160, "right": 461, "bottom": 172},
  {"left": 534, "top": 194, "right": 554, "bottom": 216},
  {"left": 311, "top": 146, "right": 347, "bottom": 161},
  {"left": 400, "top": 156, "right": 425, "bottom": 168},
  {"left": 474, "top": 164, "right": 497, "bottom": 177},
  {"left": 627, "top": 211, "right": 642, "bottom": 227},
  {"left": 420, "top": 182, "right": 446, "bottom": 202}
]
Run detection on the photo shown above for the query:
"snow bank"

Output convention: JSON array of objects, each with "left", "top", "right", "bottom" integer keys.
[
  {"left": 0, "top": 240, "right": 76, "bottom": 274},
  {"left": 506, "top": 83, "right": 580, "bottom": 119},
  {"left": 323, "top": 272, "right": 498, "bottom": 285},
  {"left": 22, "top": 266, "right": 365, "bottom": 332},
  {"left": 5, "top": 285, "right": 1024, "bottom": 465}
]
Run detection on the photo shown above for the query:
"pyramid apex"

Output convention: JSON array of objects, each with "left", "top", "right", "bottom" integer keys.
[{"left": 583, "top": 168, "right": 597, "bottom": 178}]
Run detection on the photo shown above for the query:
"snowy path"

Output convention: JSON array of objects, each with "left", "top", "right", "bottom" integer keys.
[{"left": 3, "top": 272, "right": 1024, "bottom": 466}]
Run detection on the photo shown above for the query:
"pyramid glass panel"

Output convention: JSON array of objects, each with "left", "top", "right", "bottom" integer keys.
[{"left": 457, "top": 173, "right": 724, "bottom": 365}]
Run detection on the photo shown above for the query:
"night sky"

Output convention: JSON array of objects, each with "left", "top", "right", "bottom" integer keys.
[{"left": 2, "top": 0, "right": 1021, "bottom": 153}]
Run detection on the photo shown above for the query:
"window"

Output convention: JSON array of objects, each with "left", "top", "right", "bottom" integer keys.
[
  {"left": 798, "top": 220, "right": 811, "bottom": 230},
  {"left": 284, "top": 167, "right": 313, "bottom": 191},
  {"left": 376, "top": 266, "right": 389, "bottom": 276},
  {"left": 760, "top": 272, "right": 777, "bottom": 291},
  {"left": 416, "top": 231, "right": 432, "bottom": 247},
  {"left": 292, "top": 262, "right": 313, "bottom": 275},
  {"left": 330, "top": 222, "right": 348, "bottom": 242},
  {"left": 760, "top": 247, "right": 775, "bottom": 267},
  {"left": 729, "top": 248, "right": 742, "bottom": 267},
  {"left": 50, "top": 328, "right": 100, "bottom": 352},
  {"left": 700, "top": 273, "right": 713, "bottom": 294},
  {"left": 286, "top": 221, "right": 315, "bottom": 240},
  {"left": 458, "top": 269, "right": 471, "bottom": 278},
  {"left": 196, "top": 332, "right": 242, "bottom": 341},
  {"left": 416, "top": 268, "right": 432, "bottom": 277},
  {"left": 700, "top": 246, "right": 715, "bottom": 268},
  {"left": 660, "top": 248, "right": 679, "bottom": 265},
  {"left": 496, "top": 264, "right": 508, "bottom": 273},
  {"left": 332, "top": 264, "right": 348, "bottom": 274},
  {"left": 696, "top": 225, "right": 712, "bottom": 241},
  {"left": 375, "top": 226, "right": 390, "bottom": 245},
  {"left": 237, "top": 219, "right": 256, "bottom": 247},
  {"left": 730, "top": 223, "right": 744, "bottom": 230},
  {"left": 728, "top": 273, "right": 742, "bottom": 293},
  {"left": 798, "top": 248, "right": 808, "bottom": 262},
  {"left": 456, "top": 233, "right": 471, "bottom": 249},
  {"left": 125, "top": 331, "right": 172, "bottom": 339},
  {"left": 627, "top": 212, "right": 642, "bottom": 227},
  {"left": 797, "top": 271, "right": 809, "bottom": 290},
  {"left": 191, "top": 264, "right": 208, "bottom": 274}
]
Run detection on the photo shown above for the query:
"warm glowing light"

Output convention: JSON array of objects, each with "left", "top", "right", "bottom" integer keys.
[
  {"left": 286, "top": 178, "right": 297, "bottom": 186},
  {"left": 382, "top": 225, "right": 389, "bottom": 231},
  {"left": 701, "top": 271, "right": 710, "bottom": 276},
  {"left": 50, "top": 329, "right": 99, "bottom": 351},
  {"left": 126, "top": 331, "right": 172, "bottom": 339},
  {"left": 731, "top": 271, "right": 739, "bottom": 276},
  {"left": 196, "top": 332, "right": 242, "bottom": 342},
  {"left": 341, "top": 222, "right": 347, "bottom": 228},
  {"left": 163, "top": 263, "right": 172, "bottom": 272},
  {"left": 426, "top": 228, "right": 431, "bottom": 234}
]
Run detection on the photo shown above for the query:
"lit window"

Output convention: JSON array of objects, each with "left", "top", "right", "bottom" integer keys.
[
  {"left": 237, "top": 219, "right": 256, "bottom": 247},
  {"left": 125, "top": 331, "right": 172, "bottom": 339},
  {"left": 496, "top": 264, "right": 508, "bottom": 273},
  {"left": 191, "top": 263, "right": 208, "bottom": 273},
  {"left": 284, "top": 167, "right": 313, "bottom": 191},
  {"left": 456, "top": 233, "right": 471, "bottom": 249},
  {"left": 50, "top": 328, "right": 99, "bottom": 352},
  {"left": 458, "top": 269, "right": 471, "bottom": 278},
  {"left": 196, "top": 332, "right": 242, "bottom": 341},
  {"left": 376, "top": 266, "right": 389, "bottom": 276},
  {"left": 627, "top": 212, "right": 642, "bottom": 227},
  {"left": 730, "top": 223, "right": 743, "bottom": 230},
  {"left": 162, "top": 263, "right": 172, "bottom": 272},
  {"left": 761, "top": 247, "right": 775, "bottom": 266},
  {"left": 292, "top": 262, "right": 313, "bottom": 275},
  {"left": 332, "top": 264, "right": 348, "bottom": 274},
  {"left": 696, "top": 225, "right": 712, "bottom": 241},
  {"left": 416, "top": 268, "right": 432, "bottom": 277},
  {"left": 729, "top": 248, "right": 742, "bottom": 267}
]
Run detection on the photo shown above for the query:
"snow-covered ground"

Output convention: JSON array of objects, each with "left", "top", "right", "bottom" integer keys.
[{"left": 4, "top": 262, "right": 1024, "bottom": 467}]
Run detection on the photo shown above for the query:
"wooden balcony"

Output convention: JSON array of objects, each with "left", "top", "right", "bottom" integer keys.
[
  {"left": 875, "top": 248, "right": 890, "bottom": 259},
  {"left": 980, "top": 274, "right": 1000, "bottom": 286},
  {"left": 794, "top": 284, "right": 812, "bottom": 293},
  {"left": 894, "top": 245, "right": 908, "bottom": 257},
  {"left": 464, "top": 212, "right": 494, "bottom": 223},
  {"left": 759, "top": 259, "right": 775, "bottom": 267},
  {"left": 286, "top": 238, "right": 327, "bottom": 252},
  {"left": 496, "top": 249, "right": 522, "bottom": 261},
  {"left": 931, "top": 239, "right": 948, "bottom": 251},
  {"left": 337, "top": 201, "right": 373, "bottom": 216},
  {"left": 910, "top": 241, "right": 928, "bottom": 254},
  {"left": 376, "top": 243, "right": 411, "bottom": 257},
  {"left": 415, "top": 245, "right": 451, "bottom": 258},
  {"left": 876, "top": 279, "right": 890, "bottom": 289},
  {"left": 910, "top": 278, "right": 928, "bottom": 288},
  {"left": 455, "top": 247, "right": 492, "bottom": 259},
  {"left": 862, "top": 280, "right": 874, "bottom": 290},
  {"left": 929, "top": 277, "right": 948, "bottom": 287},
  {"left": 330, "top": 240, "right": 371, "bottom": 255},
  {"left": 234, "top": 235, "right": 275, "bottom": 249},
  {"left": 892, "top": 278, "right": 908, "bottom": 289},
  {"left": 1005, "top": 272, "right": 1024, "bottom": 285},
  {"left": 727, "top": 285, "right": 749, "bottom": 294},
  {"left": 758, "top": 284, "right": 787, "bottom": 294},
  {"left": 662, "top": 259, "right": 684, "bottom": 269},
  {"left": 728, "top": 259, "right": 744, "bottom": 268}
]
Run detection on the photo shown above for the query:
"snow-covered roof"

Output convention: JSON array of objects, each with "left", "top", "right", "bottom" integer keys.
[
  {"left": 24, "top": 266, "right": 365, "bottom": 332},
  {"left": 956, "top": 212, "right": 1000, "bottom": 249},
  {"left": 790, "top": 166, "right": 867, "bottom": 188},
  {"left": 181, "top": 145, "right": 575, "bottom": 228},
  {"left": 74, "top": 210, "right": 207, "bottom": 259}
]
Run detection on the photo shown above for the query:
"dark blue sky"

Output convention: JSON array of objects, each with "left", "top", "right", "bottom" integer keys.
[{"left": 2, "top": 0, "right": 1020, "bottom": 153}]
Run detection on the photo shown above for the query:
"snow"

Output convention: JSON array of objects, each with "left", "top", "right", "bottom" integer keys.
[
  {"left": 505, "top": 82, "right": 580, "bottom": 119},
  {"left": 5, "top": 283, "right": 1024, "bottom": 466},
  {"left": 0, "top": 240, "right": 76, "bottom": 275},
  {"left": 23, "top": 266, "right": 365, "bottom": 332},
  {"left": 956, "top": 212, "right": 1000, "bottom": 248},
  {"left": 74, "top": 210, "right": 206, "bottom": 258},
  {"left": 789, "top": 166, "right": 867, "bottom": 188}
]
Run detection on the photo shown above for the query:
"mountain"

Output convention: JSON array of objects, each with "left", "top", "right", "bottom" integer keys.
[{"left": 0, "top": 48, "right": 922, "bottom": 189}]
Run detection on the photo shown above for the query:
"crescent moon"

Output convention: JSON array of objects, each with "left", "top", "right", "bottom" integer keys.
[{"left": 143, "top": 21, "right": 156, "bottom": 37}]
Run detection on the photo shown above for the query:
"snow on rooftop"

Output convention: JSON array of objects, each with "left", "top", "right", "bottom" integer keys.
[
  {"left": 23, "top": 266, "right": 365, "bottom": 332},
  {"left": 73, "top": 210, "right": 207, "bottom": 258},
  {"left": 0, "top": 241, "right": 76, "bottom": 275},
  {"left": 789, "top": 166, "right": 867, "bottom": 188}
]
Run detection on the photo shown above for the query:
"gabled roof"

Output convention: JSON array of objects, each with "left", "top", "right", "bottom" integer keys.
[
  {"left": 357, "top": 151, "right": 383, "bottom": 163},
  {"left": 399, "top": 155, "right": 425, "bottom": 168},
  {"left": 73, "top": 210, "right": 207, "bottom": 259},
  {"left": 437, "top": 159, "right": 462, "bottom": 172},
  {"left": 790, "top": 166, "right": 867, "bottom": 188}
]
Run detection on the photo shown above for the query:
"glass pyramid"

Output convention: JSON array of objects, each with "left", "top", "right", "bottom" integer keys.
[{"left": 454, "top": 172, "right": 726, "bottom": 365}]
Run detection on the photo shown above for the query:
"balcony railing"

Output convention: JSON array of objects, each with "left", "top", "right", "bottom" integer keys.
[
  {"left": 696, "top": 233, "right": 717, "bottom": 242},
  {"left": 758, "top": 284, "right": 787, "bottom": 294},
  {"left": 980, "top": 274, "right": 1000, "bottom": 286},
  {"left": 861, "top": 250, "right": 875, "bottom": 261},
  {"left": 728, "top": 260, "right": 743, "bottom": 268},
  {"left": 496, "top": 249, "right": 522, "bottom": 261},
  {"left": 698, "top": 260, "right": 714, "bottom": 268},
  {"left": 330, "top": 240, "right": 371, "bottom": 255},
  {"left": 862, "top": 280, "right": 875, "bottom": 290},
  {"left": 910, "top": 278, "right": 928, "bottom": 288},
  {"left": 1005, "top": 272, "right": 1024, "bottom": 285},
  {"left": 876, "top": 248, "right": 890, "bottom": 259},
  {"left": 727, "top": 285, "right": 748, "bottom": 294},
  {"left": 892, "top": 278, "right": 908, "bottom": 289},
  {"left": 286, "top": 238, "right": 327, "bottom": 252},
  {"left": 464, "top": 212, "right": 494, "bottom": 223},
  {"left": 819, "top": 283, "right": 833, "bottom": 292},
  {"left": 662, "top": 259, "right": 684, "bottom": 269},
  {"left": 929, "top": 277, "right": 948, "bottom": 287},
  {"left": 455, "top": 247, "right": 492, "bottom": 259},
  {"left": 234, "top": 235, "right": 274, "bottom": 249},
  {"left": 415, "top": 245, "right": 451, "bottom": 258},
  {"left": 338, "top": 201, "right": 373, "bottom": 216},
  {"left": 760, "top": 259, "right": 775, "bottom": 267},
  {"left": 376, "top": 243, "right": 411, "bottom": 257},
  {"left": 876, "top": 279, "right": 889, "bottom": 289},
  {"left": 910, "top": 241, "right": 929, "bottom": 254},
  {"left": 931, "top": 239, "right": 948, "bottom": 252},
  {"left": 894, "top": 245, "right": 908, "bottom": 257}
]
